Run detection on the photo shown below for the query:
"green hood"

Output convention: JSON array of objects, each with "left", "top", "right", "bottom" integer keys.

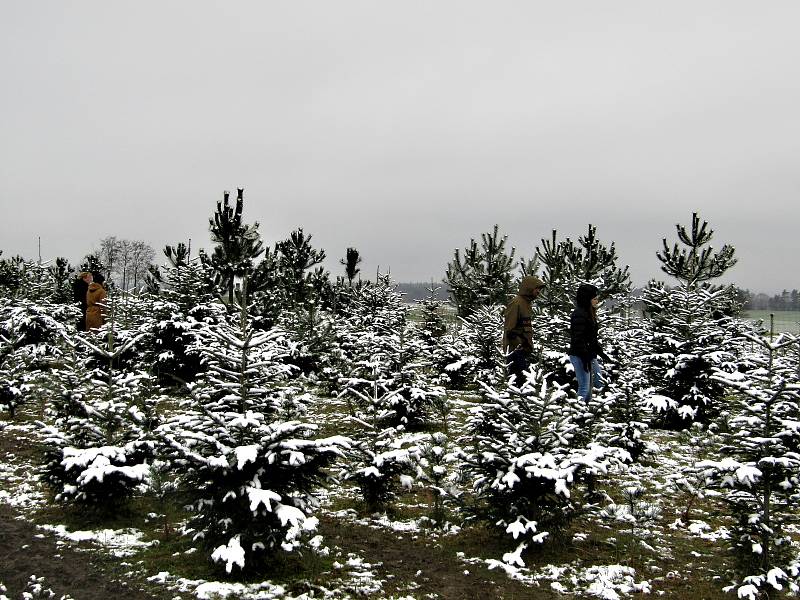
[{"left": 519, "top": 275, "right": 545, "bottom": 298}]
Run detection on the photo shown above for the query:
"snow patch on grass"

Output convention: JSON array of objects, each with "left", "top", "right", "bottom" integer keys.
[{"left": 38, "top": 524, "right": 153, "bottom": 557}]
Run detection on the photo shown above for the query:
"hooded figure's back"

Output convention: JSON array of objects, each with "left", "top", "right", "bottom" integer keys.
[{"left": 502, "top": 275, "right": 544, "bottom": 353}]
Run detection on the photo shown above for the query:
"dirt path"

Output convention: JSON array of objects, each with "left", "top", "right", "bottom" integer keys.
[{"left": 0, "top": 505, "right": 167, "bottom": 600}]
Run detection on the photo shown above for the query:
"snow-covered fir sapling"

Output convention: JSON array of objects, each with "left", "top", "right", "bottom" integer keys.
[
  {"left": 432, "top": 327, "right": 474, "bottom": 391},
  {"left": 457, "top": 305, "right": 506, "bottom": 388},
  {"left": 157, "top": 278, "right": 348, "bottom": 573},
  {"left": 0, "top": 300, "right": 74, "bottom": 418},
  {"left": 336, "top": 274, "right": 444, "bottom": 429},
  {"left": 413, "top": 284, "right": 452, "bottom": 390},
  {"left": 416, "top": 432, "right": 461, "bottom": 526},
  {"left": 642, "top": 212, "right": 739, "bottom": 429},
  {"left": 601, "top": 305, "right": 651, "bottom": 462},
  {"left": 340, "top": 362, "right": 420, "bottom": 514},
  {"left": 460, "top": 367, "right": 629, "bottom": 565},
  {"left": 0, "top": 343, "right": 32, "bottom": 419},
  {"left": 697, "top": 331, "right": 800, "bottom": 599},
  {"left": 40, "top": 334, "right": 158, "bottom": 508},
  {"left": 415, "top": 284, "right": 449, "bottom": 349},
  {"left": 147, "top": 245, "right": 219, "bottom": 385}
]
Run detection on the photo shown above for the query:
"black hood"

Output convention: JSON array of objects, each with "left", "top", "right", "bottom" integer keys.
[{"left": 575, "top": 283, "right": 598, "bottom": 311}]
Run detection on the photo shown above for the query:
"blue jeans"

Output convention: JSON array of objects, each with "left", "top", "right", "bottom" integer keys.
[{"left": 569, "top": 355, "right": 603, "bottom": 401}]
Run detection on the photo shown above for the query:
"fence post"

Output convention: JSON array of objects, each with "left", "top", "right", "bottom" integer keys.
[{"left": 796, "top": 338, "right": 800, "bottom": 381}]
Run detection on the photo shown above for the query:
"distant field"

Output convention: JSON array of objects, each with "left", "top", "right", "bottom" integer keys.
[{"left": 742, "top": 310, "right": 800, "bottom": 334}]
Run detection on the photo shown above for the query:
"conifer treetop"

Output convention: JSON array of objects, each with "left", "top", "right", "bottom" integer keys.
[{"left": 657, "top": 212, "right": 737, "bottom": 287}]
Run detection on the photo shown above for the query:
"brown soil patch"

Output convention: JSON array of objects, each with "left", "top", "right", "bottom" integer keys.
[{"left": 0, "top": 504, "right": 169, "bottom": 599}]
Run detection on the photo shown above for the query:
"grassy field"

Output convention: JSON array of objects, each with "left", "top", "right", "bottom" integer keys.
[{"left": 741, "top": 310, "right": 800, "bottom": 334}]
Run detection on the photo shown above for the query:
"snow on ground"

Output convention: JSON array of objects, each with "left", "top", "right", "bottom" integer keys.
[
  {"left": 0, "top": 575, "right": 76, "bottom": 600},
  {"left": 37, "top": 523, "right": 155, "bottom": 557},
  {"left": 144, "top": 548, "right": 384, "bottom": 600},
  {"left": 0, "top": 423, "right": 47, "bottom": 513}
]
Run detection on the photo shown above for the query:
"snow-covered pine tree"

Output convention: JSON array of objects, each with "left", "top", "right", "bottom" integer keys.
[
  {"left": 0, "top": 299, "right": 74, "bottom": 418},
  {"left": 600, "top": 304, "right": 651, "bottom": 462},
  {"left": 445, "top": 225, "right": 516, "bottom": 318},
  {"left": 279, "top": 303, "right": 341, "bottom": 381},
  {"left": 334, "top": 274, "right": 444, "bottom": 429},
  {"left": 531, "top": 230, "right": 573, "bottom": 320},
  {"left": 275, "top": 228, "right": 328, "bottom": 309},
  {"left": 571, "top": 224, "right": 631, "bottom": 302},
  {"left": 340, "top": 363, "right": 420, "bottom": 513},
  {"left": 416, "top": 431, "right": 461, "bottom": 525},
  {"left": 0, "top": 251, "right": 24, "bottom": 297},
  {"left": 147, "top": 244, "right": 218, "bottom": 384},
  {"left": 430, "top": 327, "right": 473, "bottom": 391},
  {"left": 41, "top": 334, "right": 157, "bottom": 507},
  {"left": 455, "top": 304, "right": 506, "bottom": 388},
  {"left": 641, "top": 282, "right": 738, "bottom": 428},
  {"left": 411, "top": 283, "right": 455, "bottom": 421},
  {"left": 641, "top": 212, "right": 739, "bottom": 429},
  {"left": 460, "top": 367, "right": 629, "bottom": 563},
  {"left": 0, "top": 344, "right": 33, "bottom": 419},
  {"left": 698, "top": 332, "right": 800, "bottom": 599},
  {"left": 17, "top": 259, "right": 54, "bottom": 304},
  {"left": 48, "top": 257, "right": 74, "bottom": 304},
  {"left": 157, "top": 280, "right": 347, "bottom": 573},
  {"left": 414, "top": 283, "right": 449, "bottom": 357}
]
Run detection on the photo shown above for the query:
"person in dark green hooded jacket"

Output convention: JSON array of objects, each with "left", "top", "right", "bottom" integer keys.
[{"left": 503, "top": 275, "right": 546, "bottom": 385}]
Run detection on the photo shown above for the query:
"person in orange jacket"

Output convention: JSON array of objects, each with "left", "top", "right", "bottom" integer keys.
[{"left": 85, "top": 272, "right": 108, "bottom": 330}]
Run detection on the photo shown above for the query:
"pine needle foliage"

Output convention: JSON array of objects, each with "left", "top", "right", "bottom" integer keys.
[
  {"left": 204, "top": 188, "right": 265, "bottom": 304},
  {"left": 340, "top": 366, "right": 420, "bottom": 513},
  {"left": 157, "top": 285, "right": 348, "bottom": 573},
  {"left": 445, "top": 225, "right": 517, "bottom": 318},
  {"left": 657, "top": 212, "right": 737, "bottom": 287},
  {"left": 698, "top": 332, "right": 800, "bottom": 599},
  {"left": 40, "top": 336, "right": 158, "bottom": 508},
  {"left": 460, "top": 367, "right": 629, "bottom": 562}
]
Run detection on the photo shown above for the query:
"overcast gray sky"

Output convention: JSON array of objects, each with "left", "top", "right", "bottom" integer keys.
[{"left": 1, "top": 1, "right": 798, "bottom": 293}]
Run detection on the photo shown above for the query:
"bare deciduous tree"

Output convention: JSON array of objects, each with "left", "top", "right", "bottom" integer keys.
[{"left": 94, "top": 236, "right": 155, "bottom": 290}]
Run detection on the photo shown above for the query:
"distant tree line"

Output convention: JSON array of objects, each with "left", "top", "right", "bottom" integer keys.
[
  {"left": 740, "top": 288, "right": 800, "bottom": 311},
  {"left": 395, "top": 282, "right": 451, "bottom": 302}
]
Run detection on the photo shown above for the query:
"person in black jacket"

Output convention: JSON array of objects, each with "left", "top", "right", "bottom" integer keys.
[
  {"left": 568, "top": 283, "right": 611, "bottom": 401},
  {"left": 72, "top": 272, "right": 92, "bottom": 331}
]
